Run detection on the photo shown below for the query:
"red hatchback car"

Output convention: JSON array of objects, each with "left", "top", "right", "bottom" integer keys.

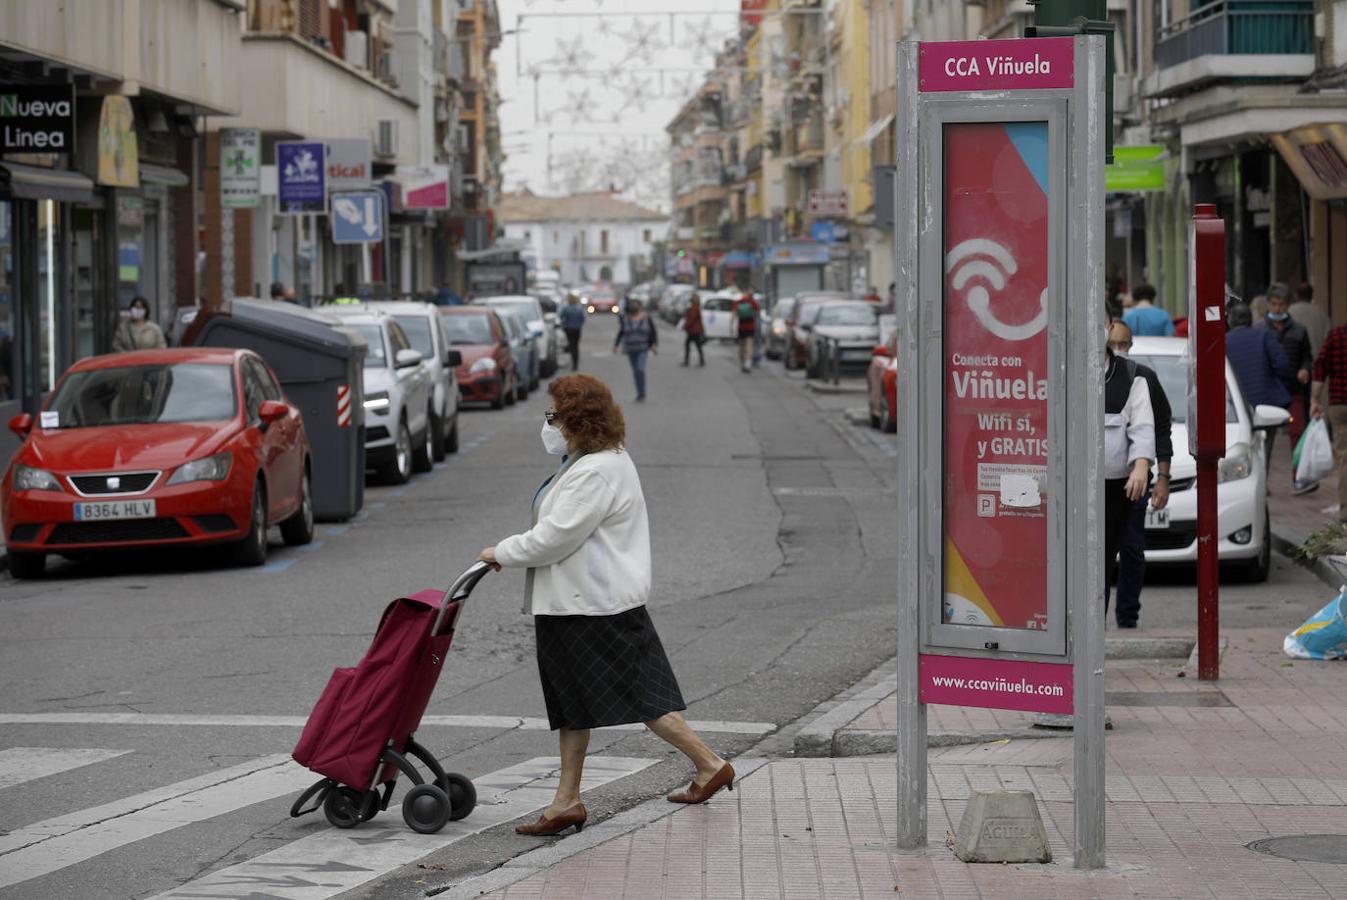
[
  {"left": 867, "top": 331, "right": 898, "bottom": 433},
  {"left": 439, "top": 306, "right": 516, "bottom": 409},
  {"left": 2, "top": 348, "right": 313, "bottom": 578}
]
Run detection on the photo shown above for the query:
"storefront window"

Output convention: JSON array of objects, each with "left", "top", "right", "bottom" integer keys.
[
  {"left": 38, "top": 199, "right": 60, "bottom": 392},
  {"left": 0, "top": 200, "right": 13, "bottom": 401},
  {"left": 72, "top": 208, "right": 100, "bottom": 361}
]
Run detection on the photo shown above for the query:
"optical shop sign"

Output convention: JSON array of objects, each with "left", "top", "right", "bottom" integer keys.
[{"left": 0, "top": 85, "right": 75, "bottom": 151}]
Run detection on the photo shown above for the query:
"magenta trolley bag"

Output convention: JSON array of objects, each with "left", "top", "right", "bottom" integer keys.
[{"left": 289, "top": 561, "right": 492, "bottom": 834}]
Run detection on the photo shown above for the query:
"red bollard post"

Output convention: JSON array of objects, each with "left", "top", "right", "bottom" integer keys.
[{"left": 1190, "top": 204, "right": 1226, "bottom": 681}]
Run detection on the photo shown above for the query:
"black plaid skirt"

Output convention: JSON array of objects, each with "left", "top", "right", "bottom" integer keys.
[{"left": 534, "top": 605, "right": 687, "bottom": 731}]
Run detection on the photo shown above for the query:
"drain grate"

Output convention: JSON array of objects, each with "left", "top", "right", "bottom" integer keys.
[
  {"left": 1248, "top": 835, "right": 1347, "bottom": 864},
  {"left": 1105, "top": 691, "right": 1232, "bottom": 708}
]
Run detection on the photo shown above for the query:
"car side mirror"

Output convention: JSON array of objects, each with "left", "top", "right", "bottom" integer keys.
[
  {"left": 258, "top": 399, "right": 289, "bottom": 425},
  {"left": 447, "top": 349, "right": 462, "bottom": 367},
  {"left": 1252, "top": 404, "right": 1291, "bottom": 430},
  {"left": 8, "top": 413, "right": 33, "bottom": 438},
  {"left": 395, "top": 349, "right": 423, "bottom": 368},
  {"left": 872, "top": 344, "right": 891, "bottom": 358}
]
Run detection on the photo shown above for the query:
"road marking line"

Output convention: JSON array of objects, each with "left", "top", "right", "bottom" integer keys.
[
  {"left": 0, "top": 754, "right": 309, "bottom": 890},
  {"left": 320, "top": 526, "right": 349, "bottom": 537},
  {"left": 0, "top": 713, "right": 776, "bottom": 735},
  {"left": 146, "top": 756, "right": 655, "bottom": 900},
  {"left": 0, "top": 748, "right": 132, "bottom": 791},
  {"left": 255, "top": 557, "right": 298, "bottom": 574}
]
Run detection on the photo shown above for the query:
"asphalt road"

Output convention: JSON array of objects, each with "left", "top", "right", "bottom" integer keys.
[{"left": 0, "top": 318, "right": 1333, "bottom": 900}]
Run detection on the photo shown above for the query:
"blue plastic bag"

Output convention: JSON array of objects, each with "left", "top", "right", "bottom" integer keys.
[{"left": 1284, "top": 590, "right": 1347, "bottom": 660}]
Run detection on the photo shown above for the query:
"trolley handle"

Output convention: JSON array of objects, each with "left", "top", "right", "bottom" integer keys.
[{"left": 432, "top": 560, "right": 494, "bottom": 634}]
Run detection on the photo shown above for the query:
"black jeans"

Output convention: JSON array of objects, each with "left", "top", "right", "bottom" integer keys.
[
  {"left": 683, "top": 333, "right": 704, "bottom": 365},
  {"left": 564, "top": 328, "right": 581, "bottom": 371},
  {"left": 1103, "top": 478, "right": 1133, "bottom": 613},
  {"left": 1114, "top": 489, "right": 1149, "bottom": 625}
]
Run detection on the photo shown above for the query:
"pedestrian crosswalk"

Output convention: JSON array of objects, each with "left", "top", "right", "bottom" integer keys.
[{"left": 0, "top": 749, "right": 655, "bottom": 898}]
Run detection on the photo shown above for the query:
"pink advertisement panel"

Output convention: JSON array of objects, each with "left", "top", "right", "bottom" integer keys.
[
  {"left": 919, "top": 38, "right": 1074, "bottom": 93},
  {"left": 920, "top": 654, "right": 1072, "bottom": 715},
  {"left": 942, "top": 121, "right": 1052, "bottom": 633}
]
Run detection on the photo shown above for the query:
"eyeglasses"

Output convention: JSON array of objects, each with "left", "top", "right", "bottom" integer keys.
[{"left": 544, "top": 411, "right": 558, "bottom": 423}]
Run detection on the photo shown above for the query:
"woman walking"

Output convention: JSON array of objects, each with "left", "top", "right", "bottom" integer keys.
[
  {"left": 613, "top": 298, "right": 657, "bottom": 402},
  {"left": 112, "top": 297, "right": 167, "bottom": 352},
  {"left": 680, "top": 294, "right": 705, "bottom": 367},
  {"left": 478, "top": 374, "right": 734, "bottom": 836}
]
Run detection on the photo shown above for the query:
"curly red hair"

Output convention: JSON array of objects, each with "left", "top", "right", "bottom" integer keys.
[{"left": 548, "top": 374, "right": 625, "bottom": 453}]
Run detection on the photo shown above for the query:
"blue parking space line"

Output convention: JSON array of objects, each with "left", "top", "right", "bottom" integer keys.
[
  {"left": 322, "top": 526, "right": 349, "bottom": 537},
  {"left": 368, "top": 501, "right": 387, "bottom": 510},
  {"left": 296, "top": 541, "right": 325, "bottom": 552},
  {"left": 389, "top": 489, "right": 406, "bottom": 497},
  {"left": 257, "top": 557, "right": 298, "bottom": 574}
]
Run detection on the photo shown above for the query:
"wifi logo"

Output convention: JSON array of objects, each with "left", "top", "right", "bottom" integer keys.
[{"left": 945, "top": 239, "right": 1048, "bottom": 342}]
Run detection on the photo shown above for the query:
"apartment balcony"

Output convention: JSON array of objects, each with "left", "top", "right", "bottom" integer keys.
[
  {"left": 1146, "top": 0, "right": 1315, "bottom": 98},
  {"left": 787, "top": 113, "right": 826, "bottom": 164}
]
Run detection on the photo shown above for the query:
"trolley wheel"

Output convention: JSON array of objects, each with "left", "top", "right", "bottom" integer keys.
[
  {"left": 440, "top": 772, "right": 477, "bottom": 821},
  {"left": 402, "top": 784, "right": 452, "bottom": 834},
  {"left": 324, "top": 786, "right": 368, "bottom": 829}
]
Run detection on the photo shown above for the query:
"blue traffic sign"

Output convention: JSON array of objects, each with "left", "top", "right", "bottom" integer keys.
[
  {"left": 331, "top": 190, "right": 385, "bottom": 244},
  {"left": 810, "top": 220, "right": 837, "bottom": 244}
]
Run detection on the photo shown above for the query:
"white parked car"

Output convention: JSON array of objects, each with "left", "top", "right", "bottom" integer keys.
[
  {"left": 329, "top": 309, "right": 434, "bottom": 485},
  {"left": 367, "top": 301, "right": 461, "bottom": 461},
  {"left": 698, "top": 290, "right": 747, "bottom": 341},
  {"left": 478, "top": 295, "right": 556, "bottom": 377},
  {"left": 1128, "top": 336, "right": 1290, "bottom": 582}
]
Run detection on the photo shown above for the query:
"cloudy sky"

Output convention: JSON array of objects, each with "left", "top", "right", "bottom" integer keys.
[{"left": 495, "top": 0, "right": 742, "bottom": 213}]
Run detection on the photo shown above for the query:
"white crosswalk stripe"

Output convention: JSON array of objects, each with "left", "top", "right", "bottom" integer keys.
[
  {"left": 0, "top": 747, "right": 132, "bottom": 790},
  {"left": 148, "top": 756, "right": 655, "bottom": 899}
]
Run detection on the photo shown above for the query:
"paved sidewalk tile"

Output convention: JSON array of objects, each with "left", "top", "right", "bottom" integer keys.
[
  {"left": 481, "top": 634, "right": 1347, "bottom": 900},
  {"left": 1268, "top": 445, "right": 1340, "bottom": 539}
]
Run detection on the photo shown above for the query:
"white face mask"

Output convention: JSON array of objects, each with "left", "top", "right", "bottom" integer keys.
[
  {"left": 540, "top": 421, "right": 568, "bottom": 455},
  {"left": 130, "top": 307, "right": 147, "bottom": 322}
]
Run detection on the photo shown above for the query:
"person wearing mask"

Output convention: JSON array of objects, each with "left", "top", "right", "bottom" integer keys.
[
  {"left": 1257, "top": 282, "right": 1316, "bottom": 493},
  {"left": 1290, "top": 281, "right": 1329, "bottom": 360},
  {"left": 613, "top": 298, "right": 657, "bottom": 402},
  {"left": 680, "top": 294, "right": 705, "bottom": 367},
  {"left": 478, "top": 375, "right": 733, "bottom": 836},
  {"left": 1311, "top": 315, "right": 1347, "bottom": 522},
  {"left": 559, "top": 293, "right": 586, "bottom": 372},
  {"left": 1225, "top": 302, "right": 1293, "bottom": 481},
  {"left": 1104, "top": 321, "right": 1156, "bottom": 614},
  {"left": 1108, "top": 321, "right": 1172, "bottom": 629},
  {"left": 112, "top": 297, "right": 167, "bottom": 353},
  {"left": 734, "top": 292, "right": 759, "bottom": 373},
  {"left": 1121, "top": 284, "right": 1174, "bottom": 337}
]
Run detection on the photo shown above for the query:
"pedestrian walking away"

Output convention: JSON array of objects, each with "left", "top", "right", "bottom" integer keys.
[
  {"left": 1225, "top": 302, "right": 1293, "bottom": 481},
  {"left": 1257, "top": 282, "right": 1316, "bottom": 492},
  {"left": 734, "top": 292, "right": 759, "bottom": 372},
  {"left": 1120, "top": 283, "right": 1174, "bottom": 337},
  {"left": 1310, "top": 316, "right": 1347, "bottom": 522},
  {"left": 680, "top": 294, "right": 705, "bottom": 367},
  {"left": 477, "top": 374, "right": 734, "bottom": 837},
  {"left": 111, "top": 297, "right": 168, "bottom": 352},
  {"left": 559, "top": 292, "right": 586, "bottom": 372},
  {"left": 1108, "top": 322, "right": 1172, "bottom": 629},
  {"left": 614, "top": 299, "right": 657, "bottom": 401},
  {"left": 1103, "top": 320, "right": 1155, "bottom": 613}
]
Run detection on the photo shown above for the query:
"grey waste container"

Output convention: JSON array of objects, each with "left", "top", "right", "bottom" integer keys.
[{"left": 182, "top": 298, "right": 368, "bottom": 521}]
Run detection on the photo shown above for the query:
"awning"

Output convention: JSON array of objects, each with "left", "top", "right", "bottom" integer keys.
[
  {"left": 856, "top": 113, "right": 896, "bottom": 147},
  {"left": 1271, "top": 122, "right": 1347, "bottom": 201},
  {"left": 139, "top": 163, "right": 190, "bottom": 188},
  {"left": 0, "top": 163, "right": 95, "bottom": 204}
]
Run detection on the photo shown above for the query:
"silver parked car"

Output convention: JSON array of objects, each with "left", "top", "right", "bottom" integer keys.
[
  {"left": 328, "top": 308, "right": 434, "bottom": 484},
  {"left": 804, "top": 301, "right": 882, "bottom": 379},
  {"left": 368, "top": 300, "right": 462, "bottom": 460},
  {"left": 478, "top": 295, "right": 556, "bottom": 378}
]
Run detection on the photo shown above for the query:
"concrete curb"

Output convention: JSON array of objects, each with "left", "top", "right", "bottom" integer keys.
[
  {"left": 1270, "top": 521, "right": 1347, "bottom": 592},
  {"left": 428, "top": 758, "right": 772, "bottom": 899},
  {"left": 831, "top": 726, "right": 1066, "bottom": 757},
  {"left": 803, "top": 380, "right": 866, "bottom": 395}
]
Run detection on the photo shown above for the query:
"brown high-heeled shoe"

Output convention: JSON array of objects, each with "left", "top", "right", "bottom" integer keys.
[
  {"left": 667, "top": 762, "right": 735, "bottom": 804},
  {"left": 515, "top": 802, "right": 587, "bottom": 836}
]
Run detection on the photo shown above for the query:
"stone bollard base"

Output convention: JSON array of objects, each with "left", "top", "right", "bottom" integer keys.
[{"left": 953, "top": 789, "right": 1052, "bottom": 864}]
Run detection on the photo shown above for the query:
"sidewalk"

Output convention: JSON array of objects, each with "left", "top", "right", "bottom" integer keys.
[
  {"left": 1267, "top": 435, "right": 1341, "bottom": 545},
  {"left": 439, "top": 633, "right": 1347, "bottom": 899}
]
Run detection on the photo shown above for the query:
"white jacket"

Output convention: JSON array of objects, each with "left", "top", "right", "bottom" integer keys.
[{"left": 494, "top": 449, "right": 652, "bottom": 616}]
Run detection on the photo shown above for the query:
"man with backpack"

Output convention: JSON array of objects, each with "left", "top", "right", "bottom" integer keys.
[{"left": 734, "top": 292, "right": 760, "bottom": 373}]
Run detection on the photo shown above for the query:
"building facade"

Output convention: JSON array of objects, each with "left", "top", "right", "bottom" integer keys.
[{"left": 498, "top": 190, "right": 668, "bottom": 287}]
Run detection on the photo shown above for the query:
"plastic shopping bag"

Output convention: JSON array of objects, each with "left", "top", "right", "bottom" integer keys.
[
  {"left": 1295, "top": 419, "right": 1334, "bottom": 484},
  {"left": 1283, "top": 590, "right": 1347, "bottom": 660}
]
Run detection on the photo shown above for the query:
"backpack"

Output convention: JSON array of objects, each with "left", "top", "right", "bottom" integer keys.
[{"left": 736, "top": 299, "right": 755, "bottom": 322}]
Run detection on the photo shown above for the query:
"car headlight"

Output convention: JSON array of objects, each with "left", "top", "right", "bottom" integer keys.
[
  {"left": 364, "top": 391, "right": 390, "bottom": 412},
  {"left": 167, "top": 452, "right": 232, "bottom": 486},
  {"left": 1217, "top": 443, "right": 1252, "bottom": 483},
  {"left": 587, "top": 305, "right": 596, "bottom": 314},
  {"left": 772, "top": 322, "right": 785, "bottom": 336},
  {"left": 469, "top": 357, "right": 497, "bottom": 374},
  {"left": 13, "top": 465, "right": 61, "bottom": 492},
  {"left": 610, "top": 305, "right": 620, "bottom": 314}
]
